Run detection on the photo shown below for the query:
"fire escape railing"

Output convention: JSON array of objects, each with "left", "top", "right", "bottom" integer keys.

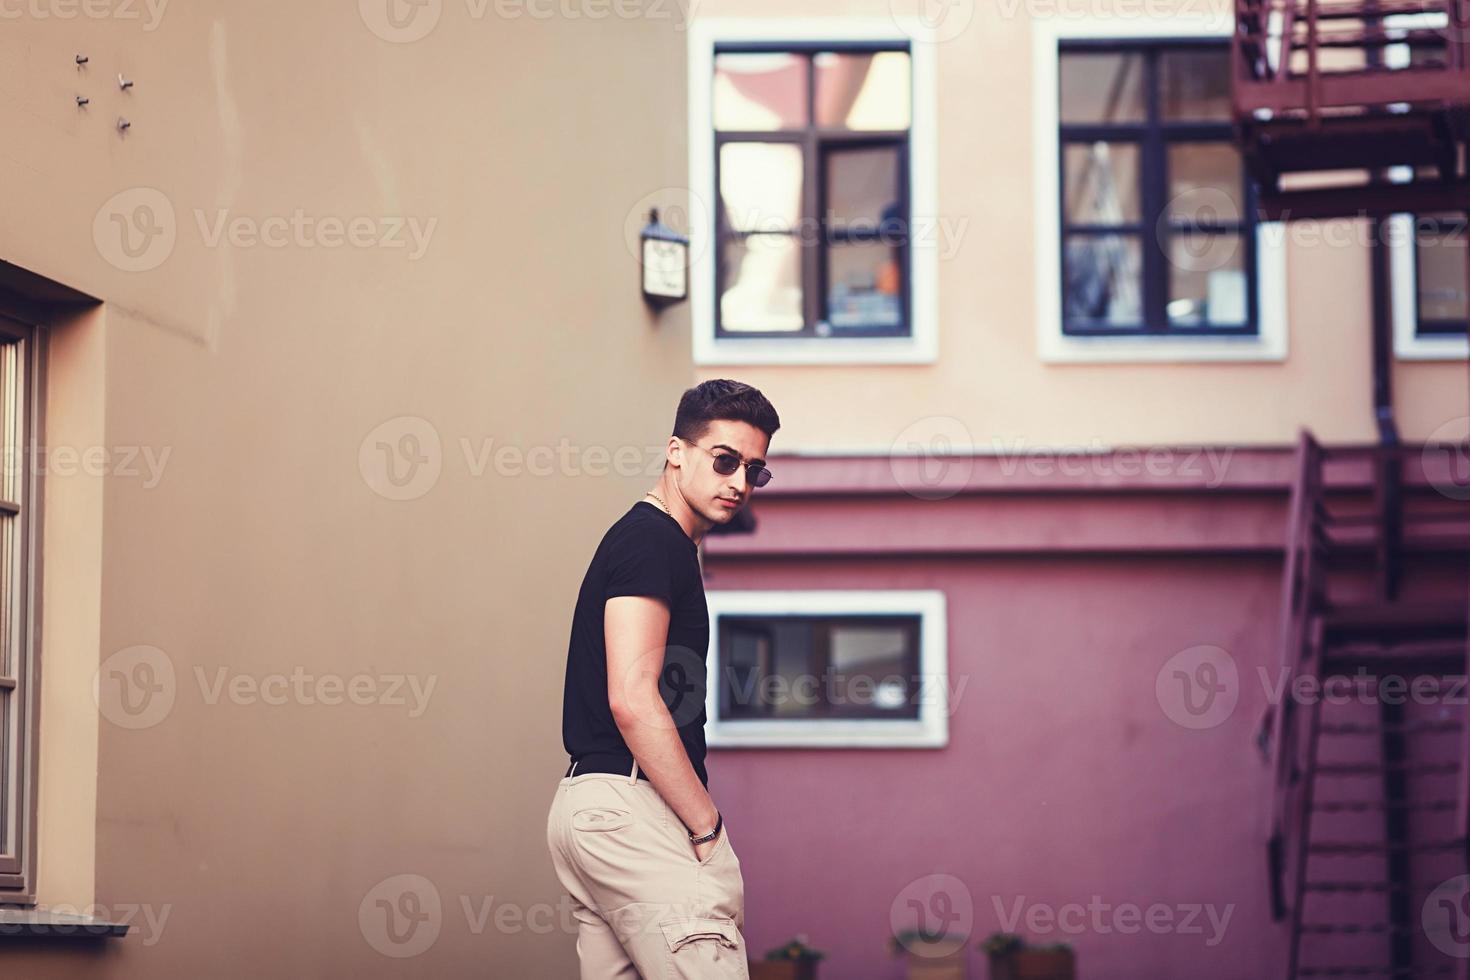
[{"left": 1263, "top": 429, "right": 1327, "bottom": 921}]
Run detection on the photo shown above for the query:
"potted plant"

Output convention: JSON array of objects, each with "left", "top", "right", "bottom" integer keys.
[
  {"left": 749, "top": 934, "right": 825, "bottom": 980},
  {"left": 890, "top": 929, "right": 969, "bottom": 980},
  {"left": 982, "top": 933, "right": 1075, "bottom": 980}
]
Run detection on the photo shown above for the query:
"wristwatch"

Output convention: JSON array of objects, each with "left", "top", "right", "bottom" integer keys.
[{"left": 688, "top": 810, "right": 722, "bottom": 845}]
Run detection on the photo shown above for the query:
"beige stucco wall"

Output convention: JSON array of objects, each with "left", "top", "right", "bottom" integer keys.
[
  {"left": 690, "top": 0, "right": 1469, "bottom": 451},
  {"left": 1, "top": 4, "right": 689, "bottom": 977}
]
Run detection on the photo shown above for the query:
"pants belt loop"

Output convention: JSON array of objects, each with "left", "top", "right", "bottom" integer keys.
[{"left": 628, "top": 757, "right": 639, "bottom": 784}]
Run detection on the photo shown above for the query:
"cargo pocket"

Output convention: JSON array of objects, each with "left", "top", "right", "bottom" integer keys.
[{"left": 660, "top": 915, "right": 747, "bottom": 978}]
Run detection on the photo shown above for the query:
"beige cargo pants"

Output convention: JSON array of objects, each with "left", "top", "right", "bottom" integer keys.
[{"left": 546, "top": 758, "right": 750, "bottom": 979}]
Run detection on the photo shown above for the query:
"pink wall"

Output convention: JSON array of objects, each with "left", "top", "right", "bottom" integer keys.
[{"left": 700, "top": 450, "right": 1469, "bottom": 980}]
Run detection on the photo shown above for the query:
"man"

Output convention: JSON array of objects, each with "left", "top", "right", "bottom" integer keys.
[{"left": 547, "top": 379, "right": 780, "bottom": 979}]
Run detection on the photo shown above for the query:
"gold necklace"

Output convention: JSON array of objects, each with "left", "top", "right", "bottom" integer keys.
[{"left": 644, "top": 491, "right": 672, "bottom": 517}]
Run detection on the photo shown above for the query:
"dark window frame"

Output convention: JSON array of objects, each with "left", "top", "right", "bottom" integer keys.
[
  {"left": 0, "top": 312, "right": 45, "bottom": 904},
  {"left": 712, "top": 41, "right": 914, "bottom": 340},
  {"left": 1411, "top": 211, "right": 1469, "bottom": 337},
  {"left": 1058, "top": 37, "right": 1262, "bottom": 337},
  {"left": 716, "top": 613, "right": 923, "bottom": 722}
]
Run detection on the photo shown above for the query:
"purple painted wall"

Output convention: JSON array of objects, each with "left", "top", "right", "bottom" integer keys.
[{"left": 700, "top": 449, "right": 1469, "bottom": 980}]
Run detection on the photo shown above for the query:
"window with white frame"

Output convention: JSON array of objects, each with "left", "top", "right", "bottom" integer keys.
[
  {"left": 703, "top": 590, "right": 947, "bottom": 748},
  {"left": 1033, "top": 18, "right": 1287, "bottom": 363},
  {"left": 1388, "top": 210, "right": 1469, "bottom": 360},
  {"left": 688, "top": 20, "right": 937, "bottom": 366}
]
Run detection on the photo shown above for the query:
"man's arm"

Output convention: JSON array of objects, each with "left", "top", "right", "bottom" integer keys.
[{"left": 605, "top": 594, "right": 721, "bottom": 857}]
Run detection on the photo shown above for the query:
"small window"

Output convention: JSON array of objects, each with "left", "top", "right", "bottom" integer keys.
[
  {"left": 1058, "top": 40, "right": 1259, "bottom": 336},
  {"left": 0, "top": 315, "right": 43, "bottom": 902},
  {"left": 1413, "top": 211, "right": 1468, "bottom": 337},
  {"left": 705, "top": 590, "right": 947, "bottom": 748},
  {"left": 713, "top": 44, "right": 913, "bottom": 340}
]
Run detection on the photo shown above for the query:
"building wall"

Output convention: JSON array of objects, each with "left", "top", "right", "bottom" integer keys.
[
  {"left": 0, "top": 6, "right": 689, "bottom": 977},
  {"left": 702, "top": 453, "right": 1469, "bottom": 979},
  {"left": 687, "top": 0, "right": 1469, "bottom": 451}
]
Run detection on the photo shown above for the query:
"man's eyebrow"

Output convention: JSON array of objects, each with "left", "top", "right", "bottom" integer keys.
[{"left": 712, "top": 443, "right": 765, "bottom": 467}]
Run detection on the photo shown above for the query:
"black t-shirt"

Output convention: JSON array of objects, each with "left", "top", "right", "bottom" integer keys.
[{"left": 561, "top": 500, "right": 711, "bottom": 787}]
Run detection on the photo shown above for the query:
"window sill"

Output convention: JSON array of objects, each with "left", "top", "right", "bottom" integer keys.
[
  {"left": 1394, "top": 335, "right": 1469, "bottom": 361},
  {"left": 694, "top": 333, "right": 937, "bottom": 367},
  {"left": 0, "top": 907, "right": 130, "bottom": 939},
  {"left": 707, "top": 718, "right": 947, "bottom": 748},
  {"left": 1039, "top": 330, "right": 1287, "bottom": 364}
]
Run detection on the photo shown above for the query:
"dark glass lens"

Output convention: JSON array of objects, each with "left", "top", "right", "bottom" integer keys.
[
  {"left": 749, "top": 466, "right": 771, "bottom": 487},
  {"left": 711, "top": 453, "right": 741, "bottom": 476}
]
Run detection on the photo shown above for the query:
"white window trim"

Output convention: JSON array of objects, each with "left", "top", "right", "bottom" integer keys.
[
  {"left": 1386, "top": 212, "right": 1469, "bottom": 360},
  {"left": 703, "top": 589, "right": 948, "bottom": 748},
  {"left": 686, "top": 18, "right": 938, "bottom": 366},
  {"left": 1032, "top": 13, "right": 1289, "bottom": 364}
]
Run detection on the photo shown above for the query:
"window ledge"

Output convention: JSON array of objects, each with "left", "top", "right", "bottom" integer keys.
[
  {"left": 1040, "top": 331, "right": 1288, "bottom": 364},
  {"left": 0, "top": 907, "right": 130, "bottom": 939},
  {"left": 695, "top": 333, "right": 937, "bottom": 366}
]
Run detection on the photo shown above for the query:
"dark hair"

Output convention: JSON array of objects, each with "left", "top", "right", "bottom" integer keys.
[{"left": 671, "top": 379, "right": 781, "bottom": 446}]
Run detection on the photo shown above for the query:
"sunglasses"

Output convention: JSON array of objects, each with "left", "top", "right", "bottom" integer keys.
[{"left": 686, "top": 441, "right": 772, "bottom": 488}]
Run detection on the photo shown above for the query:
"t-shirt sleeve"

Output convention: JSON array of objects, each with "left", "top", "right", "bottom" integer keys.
[{"left": 604, "top": 531, "right": 676, "bottom": 606}]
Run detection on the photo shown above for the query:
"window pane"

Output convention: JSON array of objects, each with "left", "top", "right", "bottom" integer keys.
[
  {"left": 814, "top": 51, "right": 911, "bottom": 130},
  {"left": 720, "top": 234, "right": 804, "bottom": 332},
  {"left": 719, "top": 143, "right": 802, "bottom": 233},
  {"left": 1416, "top": 217, "right": 1469, "bottom": 324},
  {"left": 1168, "top": 230, "right": 1248, "bottom": 326},
  {"left": 826, "top": 625, "right": 916, "bottom": 717},
  {"left": 1060, "top": 51, "right": 1146, "bottom": 124},
  {"left": 1064, "top": 233, "right": 1143, "bottom": 325},
  {"left": 718, "top": 616, "right": 920, "bottom": 721},
  {"left": 827, "top": 241, "right": 903, "bottom": 330},
  {"left": 1064, "top": 142, "right": 1141, "bottom": 224},
  {"left": 1159, "top": 48, "right": 1231, "bottom": 121},
  {"left": 714, "top": 52, "right": 807, "bottom": 131},
  {"left": 1167, "top": 143, "right": 1244, "bottom": 223},
  {"left": 825, "top": 146, "right": 902, "bottom": 233}
]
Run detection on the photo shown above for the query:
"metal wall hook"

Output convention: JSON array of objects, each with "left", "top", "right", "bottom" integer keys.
[
  {"left": 118, "top": 74, "right": 134, "bottom": 91},
  {"left": 117, "top": 118, "right": 131, "bottom": 132},
  {"left": 75, "top": 54, "right": 88, "bottom": 66},
  {"left": 76, "top": 95, "right": 89, "bottom": 107}
]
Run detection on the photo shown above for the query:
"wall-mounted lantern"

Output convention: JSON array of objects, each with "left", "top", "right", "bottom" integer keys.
[{"left": 640, "top": 208, "right": 688, "bottom": 307}]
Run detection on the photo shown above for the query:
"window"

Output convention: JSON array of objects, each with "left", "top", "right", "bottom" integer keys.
[
  {"left": 714, "top": 45, "right": 912, "bottom": 338},
  {"left": 1032, "top": 16, "right": 1287, "bottom": 363},
  {"left": 704, "top": 590, "right": 947, "bottom": 748},
  {"left": 688, "top": 19, "right": 938, "bottom": 366},
  {"left": 1415, "top": 213, "right": 1468, "bottom": 336},
  {"left": 1389, "top": 210, "right": 1469, "bottom": 359},
  {"left": 0, "top": 315, "right": 44, "bottom": 901},
  {"left": 1059, "top": 40, "right": 1258, "bottom": 336}
]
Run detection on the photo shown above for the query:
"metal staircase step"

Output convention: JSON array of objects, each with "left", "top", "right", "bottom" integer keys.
[
  {"left": 1298, "top": 968, "right": 1454, "bottom": 976},
  {"left": 1317, "top": 761, "right": 1459, "bottom": 776},
  {"left": 1319, "top": 721, "right": 1462, "bottom": 736},
  {"left": 1313, "top": 798, "right": 1457, "bottom": 813},
  {"left": 1309, "top": 838, "right": 1464, "bottom": 855}
]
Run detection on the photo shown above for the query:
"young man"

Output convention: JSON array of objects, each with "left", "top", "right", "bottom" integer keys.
[{"left": 547, "top": 379, "right": 780, "bottom": 979}]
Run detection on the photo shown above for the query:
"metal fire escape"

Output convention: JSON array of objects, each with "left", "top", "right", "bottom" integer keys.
[{"left": 1236, "top": 1, "right": 1470, "bottom": 976}]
